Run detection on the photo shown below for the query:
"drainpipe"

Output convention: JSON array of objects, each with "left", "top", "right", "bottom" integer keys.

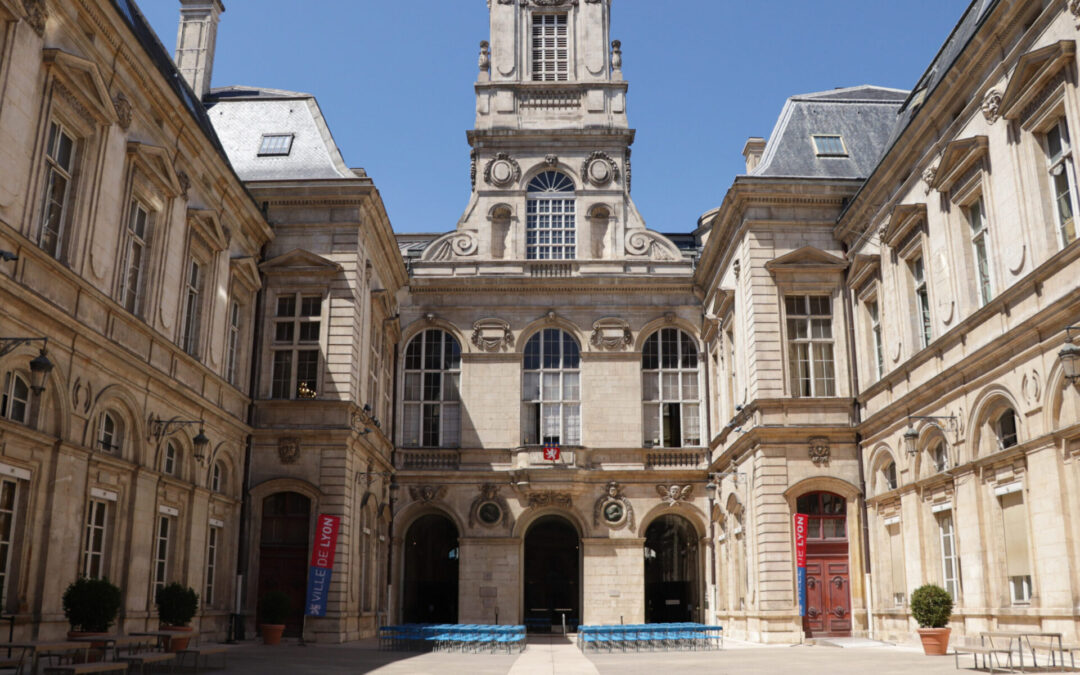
[{"left": 841, "top": 244, "right": 873, "bottom": 640}]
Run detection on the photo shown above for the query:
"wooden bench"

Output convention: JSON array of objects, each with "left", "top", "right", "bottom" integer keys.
[
  {"left": 953, "top": 645, "right": 1014, "bottom": 674},
  {"left": 42, "top": 662, "right": 128, "bottom": 674},
  {"left": 115, "top": 652, "right": 175, "bottom": 674},
  {"left": 176, "top": 646, "right": 228, "bottom": 674}
]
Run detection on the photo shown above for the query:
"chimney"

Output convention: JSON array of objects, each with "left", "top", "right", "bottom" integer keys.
[
  {"left": 175, "top": 0, "right": 225, "bottom": 100},
  {"left": 742, "top": 137, "right": 767, "bottom": 173}
]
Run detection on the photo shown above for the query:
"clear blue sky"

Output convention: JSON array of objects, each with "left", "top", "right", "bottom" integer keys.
[{"left": 141, "top": 0, "right": 971, "bottom": 234}]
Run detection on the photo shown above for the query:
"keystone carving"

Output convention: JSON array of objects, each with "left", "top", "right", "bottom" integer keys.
[
  {"left": 590, "top": 317, "right": 632, "bottom": 351},
  {"left": 277, "top": 437, "right": 300, "bottom": 465},
  {"left": 22, "top": 0, "right": 47, "bottom": 36},
  {"left": 526, "top": 491, "right": 573, "bottom": 509},
  {"left": 808, "top": 437, "right": 830, "bottom": 466},
  {"left": 582, "top": 151, "right": 620, "bottom": 187},
  {"left": 472, "top": 318, "right": 514, "bottom": 352},
  {"left": 409, "top": 485, "right": 447, "bottom": 504},
  {"left": 484, "top": 153, "right": 521, "bottom": 187},
  {"left": 656, "top": 484, "right": 693, "bottom": 506},
  {"left": 113, "top": 93, "right": 132, "bottom": 130},
  {"left": 981, "top": 89, "right": 1002, "bottom": 124},
  {"left": 594, "top": 481, "right": 635, "bottom": 530},
  {"left": 544, "top": 154, "right": 559, "bottom": 167}
]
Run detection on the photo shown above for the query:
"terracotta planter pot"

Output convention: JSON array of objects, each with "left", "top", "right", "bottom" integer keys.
[
  {"left": 261, "top": 624, "right": 285, "bottom": 646},
  {"left": 66, "top": 632, "right": 110, "bottom": 662},
  {"left": 160, "top": 626, "right": 193, "bottom": 652},
  {"left": 917, "top": 627, "right": 951, "bottom": 655}
]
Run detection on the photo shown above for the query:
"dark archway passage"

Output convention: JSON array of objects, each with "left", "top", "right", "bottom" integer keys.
[
  {"left": 258, "top": 492, "right": 311, "bottom": 636},
  {"left": 644, "top": 514, "right": 700, "bottom": 623},
  {"left": 523, "top": 516, "right": 580, "bottom": 633},
  {"left": 797, "top": 491, "right": 852, "bottom": 638},
  {"left": 402, "top": 514, "right": 459, "bottom": 624}
]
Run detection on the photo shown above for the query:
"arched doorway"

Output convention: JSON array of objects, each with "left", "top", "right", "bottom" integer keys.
[
  {"left": 258, "top": 492, "right": 311, "bottom": 636},
  {"left": 523, "top": 516, "right": 580, "bottom": 633},
  {"left": 796, "top": 491, "right": 852, "bottom": 637},
  {"left": 402, "top": 514, "right": 459, "bottom": 623},
  {"left": 644, "top": 514, "right": 700, "bottom": 623}
]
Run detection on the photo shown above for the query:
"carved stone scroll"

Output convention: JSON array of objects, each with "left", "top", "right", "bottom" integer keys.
[
  {"left": 590, "top": 318, "right": 632, "bottom": 351},
  {"left": 472, "top": 318, "right": 514, "bottom": 353}
]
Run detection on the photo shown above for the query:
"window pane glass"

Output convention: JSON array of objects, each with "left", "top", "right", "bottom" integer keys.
[
  {"left": 404, "top": 373, "right": 420, "bottom": 401},
  {"left": 296, "top": 350, "right": 319, "bottom": 389},
  {"left": 442, "top": 404, "right": 460, "bottom": 448},
  {"left": 403, "top": 405, "right": 420, "bottom": 447},
  {"left": 643, "top": 373, "right": 659, "bottom": 401},
  {"left": 276, "top": 296, "right": 295, "bottom": 318},
  {"left": 562, "top": 372, "right": 579, "bottom": 401}
]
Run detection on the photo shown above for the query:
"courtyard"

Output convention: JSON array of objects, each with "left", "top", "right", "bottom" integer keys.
[{"left": 201, "top": 635, "right": 1049, "bottom": 674}]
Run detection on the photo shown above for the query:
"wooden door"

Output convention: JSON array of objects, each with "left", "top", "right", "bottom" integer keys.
[{"left": 804, "top": 556, "right": 851, "bottom": 637}]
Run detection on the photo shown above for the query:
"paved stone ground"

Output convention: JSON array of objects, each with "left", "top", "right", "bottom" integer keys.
[{"left": 201, "top": 635, "right": 1062, "bottom": 674}]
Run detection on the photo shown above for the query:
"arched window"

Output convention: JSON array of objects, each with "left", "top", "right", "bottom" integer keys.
[
  {"left": 163, "top": 441, "right": 180, "bottom": 477},
  {"left": 526, "top": 171, "right": 576, "bottom": 260},
  {"left": 523, "top": 328, "right": 580, "bottom": 445},
  {"left": 997, "top": 409, "right": 1018, "bottom": 449},
  {"left": 211, "top": 462, "right": 224, "bottom": 493},
  {"left": 930, "top": 440, "right": 949, "bottom": 473},
  {"left": 642, "top": 328, "right": 701, "bottom": 448},
  {"left": 97, "top": 412, "right": 124, "bottom": 454},
  {"left": 882, "top": 460, "right": 898, "bottom": 491},
  {"left": 0, "top": 372, "right": 29, "bottom": 424},
  {"left": 403, "top": 330, "right": 461, "bottom": 448}
]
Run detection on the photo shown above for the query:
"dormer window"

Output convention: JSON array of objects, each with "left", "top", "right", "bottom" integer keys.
[
  {"left": 258, "top": 134, "right": 294, "bottom": 157},
  {"left": 531, "top": 14, "right": 568, "bottom": 82},
  {"left": 812, "top": 134, "right": 847, "bottom": 157}
]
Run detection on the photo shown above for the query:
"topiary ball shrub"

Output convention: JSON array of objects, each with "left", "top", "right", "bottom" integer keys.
[
  {"left": 155, "top": 582, "right": 199, "bottom": 627},
  {"left": 910, "top": 584, "right": 953, "bottom": 628},
  {"left": 259, "top": 590, "right": 292, "bottom": 625},
  {"left": 63, "top": 577, "right": 122, "bottom": 633}
]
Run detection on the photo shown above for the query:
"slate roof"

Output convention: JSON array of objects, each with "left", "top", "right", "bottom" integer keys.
[{"left": 751, "top": 86, "right": 909, "bottom": 180}]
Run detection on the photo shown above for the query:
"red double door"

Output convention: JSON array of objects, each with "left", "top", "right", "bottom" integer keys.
[{"left": 803, "top": 555, "right": 852, "bottom": 637}]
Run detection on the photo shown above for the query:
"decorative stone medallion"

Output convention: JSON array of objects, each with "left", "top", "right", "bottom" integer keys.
[
  {"left": 981, "top": 89, "right": 1002, "bottom": 124},
  {"left": 470, "top": 484, "right": 511, "bottom": 528},
  {"left": 582, "top": 151, "right": 620, "bottom": 187},
  {"left": 277, "top": 437, "right": 300, "bottom": 464},
  {"left": 590, "top": 317, "right": 632, "bottom": 351},
  {"left": 808, "top": 437, "right": 830, "bottom": 466},
  {"left": 593, "top": 481, "right": 635, "bottom": 530},
  {"left": 471, "top": 318, "right": 514, "bottom": 353},
  {"left": 656, "top": 484, "right": 693, "bottom": 506},
  {"left": 484, "top": 153, "right": 521, "bottom": 187}
]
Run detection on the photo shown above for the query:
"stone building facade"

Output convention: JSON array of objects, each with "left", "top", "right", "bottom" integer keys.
[{"left": 2, "top": 0, "right": 1080, "bottom": 650}]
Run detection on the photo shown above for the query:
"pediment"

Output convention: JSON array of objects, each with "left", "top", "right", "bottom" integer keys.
[
  {"left": 42, "top": 49, "right": 117, "bottom": 125},
  {"left": 881, "top": 203, "right": 927, "bottom": 248},
  {"left": 259, "top": 249, "right": 342, "bottom": 277},
  {"left": 765, "top": 246, "right": 847, "bottom": 273},
  {"left": 187, "top": 208, "right": 229, "bottom": 252},
  {"left": 127, "top": 142, "right": 181, "bottom": 198},
  {"left": 229, "top": 257, "right": 261, "bottom": 293},
  {"left": 1001, "top": 40, "right": 1076, "bottom": 121},
  {"left": 848, "top": 254, "right": 881, "bottom": 294},
  {"left": 932, "top": 136, "right": 988, "bottom": 193}
]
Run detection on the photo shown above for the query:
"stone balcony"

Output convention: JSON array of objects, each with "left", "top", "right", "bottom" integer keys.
[{"left": 394, "top": 446, "right": 708, "bottom": 472}]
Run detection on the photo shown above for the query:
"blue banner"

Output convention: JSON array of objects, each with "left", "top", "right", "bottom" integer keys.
[
  {"left": 797, "top": 566, "right": 807, "bottom": 617},
  {"left": 305, "top": 565, "right": 333, "bottom": 617}
]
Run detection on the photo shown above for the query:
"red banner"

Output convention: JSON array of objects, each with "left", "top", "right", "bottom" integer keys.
[
  {"left": 794, "top": 513, "right": 808, "bottom": 568},
  {"left": 310, "top": 514, "right": 341, "bottom": 569},
  {"left": 543, "top": 445, "right": 561, "bottom": 462}
]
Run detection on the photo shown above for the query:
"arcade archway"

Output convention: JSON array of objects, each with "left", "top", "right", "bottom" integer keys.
[
  {"left": 402, "top": 513, "right": 459, "bottom": 623},
  {"left": 644, "top": 514, "right": 701, "bottom": 623},
  {"left": 523, "top": 515, "right": 580, "bottom": 632},
  {"left": 258, "top": 492, "right": 311, "bottom": 636}
]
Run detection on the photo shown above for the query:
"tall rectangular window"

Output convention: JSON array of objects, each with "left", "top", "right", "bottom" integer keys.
[
  {"left": 1045, "top": 119, "right": 1079, "bottom": 248},
  {"left": 867, "top": 300, "right": 883, "bottom": 380},
  {"left": 887, "top": 523, "right": 906, "bottom": 606},
  {"left": 786, "top": 295, "right": 835, "bottom": 397},
  {"left": 937, "top": 512, "right": 960, "bottom": 600},
  {"left": 181, "top": 260, "right": 203, "bottom": 356},
  {"left": 39, "top": 121, "right": 76, "bottom": 259},
  {"left": 82, "top": 500, "right": 108, "bottom": 579},
  {"left": 270, "top": 294, "right": 321, "bottom": 399},
  {"left": 1000, "top": 492, "right": 1032, "bottom": 604},
  {"left": 531, "top": 13, "right": 568, "bottom": 82},
  {"left": 154, "top": 515, "right": 172, "bottom": 594},
  {"left": 0, "top": 479, "right": 18, "bottom": 606},
  {"left": 205, "top": 526, "right": 219, "bottom": 605},
  {"left": 910, "top": 257, "right": 932, "bottom": 348},
  {"left": 1, "top": 372, "right": 29, "bottom": 425},
  {"left": 226, "top": 301, "right": 241, "bottom": 386},
  {"left": 121, "top": 202, "right": 149, "bottom": 315},
  {"left": 966, "top": 198, "right": 993, "bottom": 306}
]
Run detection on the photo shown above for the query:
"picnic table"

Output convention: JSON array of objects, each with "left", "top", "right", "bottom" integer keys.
[
  {"left": 0, "top": 641, "right": 89, "bottom": 674},
  {"left": 979, "top": 631, "right": 1065, "bottom": 672},
  {"left": 66, "top": 635, "right": 157, "bottom": 662}
]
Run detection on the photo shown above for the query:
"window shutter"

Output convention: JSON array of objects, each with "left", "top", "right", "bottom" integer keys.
[{"left": 1000, "top": 492, "right": 1031, "bottom": 577}]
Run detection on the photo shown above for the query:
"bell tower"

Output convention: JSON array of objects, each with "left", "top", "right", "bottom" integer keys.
[{"left": 416, "top": 0, "right": 684, "bottom": 268}]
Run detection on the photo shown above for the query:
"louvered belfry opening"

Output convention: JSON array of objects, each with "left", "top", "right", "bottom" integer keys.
[{"left": 532, "top": 13, "right": 568, "bottom": 82}]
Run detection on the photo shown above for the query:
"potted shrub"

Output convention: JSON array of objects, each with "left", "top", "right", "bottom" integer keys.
[
  {"left": 911, "top": 583, "right": 954, "bottom": 655},
  {"left": 63, "top": 577, "right": 122, "bottom": 660},
  {"left": 259, "top": 590, "right": 291, "bottom": 646},
  {"left": 155, "top": 583, "right": 199, "bottom": 652}
]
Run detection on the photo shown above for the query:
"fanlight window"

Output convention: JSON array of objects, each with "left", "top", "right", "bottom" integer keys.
[
  {"left": 526, "top": 171, "right": 576, "bottom": 261},
  {"left": 642, "top": 329, "right": 701, "bottom": 448},
  {"left": 403, "top": 330, "right": 461, "bottom": 448},
  {"left": 523, "top": 329, "right": 581, "bottom": 446}
]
